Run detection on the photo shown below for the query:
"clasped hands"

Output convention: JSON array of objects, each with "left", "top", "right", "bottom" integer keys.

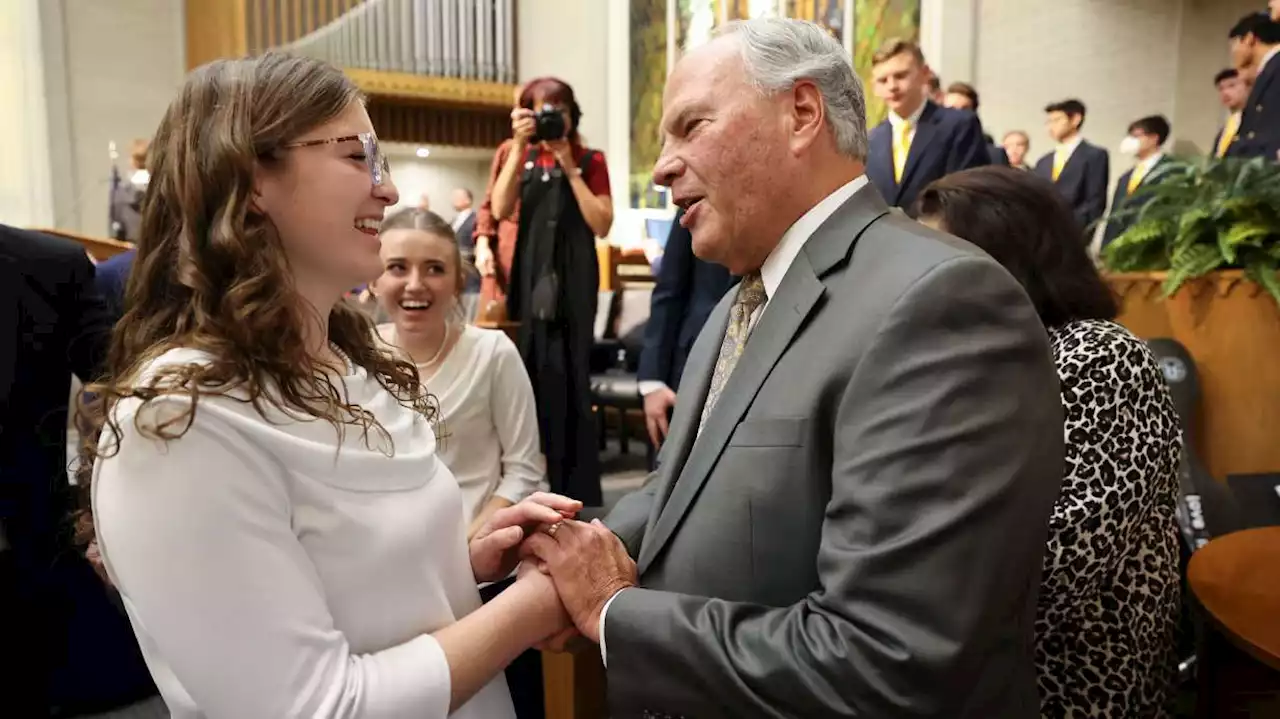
[{"left": 468, "top": 492, "right": 636, "bottom": 649}]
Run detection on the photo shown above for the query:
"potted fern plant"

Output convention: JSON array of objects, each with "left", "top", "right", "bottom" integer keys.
[{"left": 1102, "top": 156, "right": 1280, "bottom": 483}]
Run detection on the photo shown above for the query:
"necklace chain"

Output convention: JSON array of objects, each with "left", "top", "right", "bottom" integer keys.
[{"left": 416, "top": 323, "right": 455, "bottom": 368}]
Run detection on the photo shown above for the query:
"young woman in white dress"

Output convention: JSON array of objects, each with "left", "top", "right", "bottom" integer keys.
[
  {"left": 371, "top": 208, "right": 547, "bottom": 539},
  {"left": 80, "top": 53, "right": 577, "bottom": 719}
]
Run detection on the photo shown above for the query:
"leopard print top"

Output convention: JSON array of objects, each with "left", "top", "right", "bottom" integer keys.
[{"left": 1036, "top": 319, "right": 1183, "bottom": 718}]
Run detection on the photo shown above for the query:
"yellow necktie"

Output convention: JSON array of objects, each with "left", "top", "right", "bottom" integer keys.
[
  {"left": 1216, "top": 113, "right": 1240, "bottom": 158},
  {"left": 1051, "top": 149, "right": 1066, "bottom": 182},
  {"left": 1127, "top": 164, "right": 1147, "bottom": 195},
  {"left": 893, "top": 120, "right": 912, "bottom": 184}
]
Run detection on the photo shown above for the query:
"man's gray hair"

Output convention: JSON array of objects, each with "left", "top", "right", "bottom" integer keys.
[{"left": 712, "top": 17, "right": 868, "bottom": 161}]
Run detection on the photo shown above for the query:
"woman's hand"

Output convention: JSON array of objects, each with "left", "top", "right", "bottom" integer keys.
[
  {"left": 514, "top": 560, "right": 573, "bottom": 640},
  {"left": 511, "top": 108, "right": 535, "bottom": 146},
  {"left": 543, "top": 139, "right": 577, "bottom": 172},
  {"left": 467, "top": 496, "right": 514, "bottom": 540},
  {"left": 474, "top": 237, "right": 496, "bottom": 277},
  {"left": 469, "top": 492, "right": 582, "bottom": 583}
]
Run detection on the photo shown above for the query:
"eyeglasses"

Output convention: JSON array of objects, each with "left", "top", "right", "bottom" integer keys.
[{"left": 279, "top": 131, "right": 391, "bottom": 186}]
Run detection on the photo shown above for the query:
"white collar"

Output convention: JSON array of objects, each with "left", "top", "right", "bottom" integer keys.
[
  {"left": 1056, "top": 135, "right": 1083, "bottom": 156},
  {"left": 1135, "top": 151, "right": 1164, "bottom": 174},
  {"left": 1260, "top": 45, "right": 1280, "bottom": 75},
  {"left": 759, "top": 175, "right": 869, "bottom": 298},
  {"left": 889, "top": 99, "right": 928, "bottom": 129}
]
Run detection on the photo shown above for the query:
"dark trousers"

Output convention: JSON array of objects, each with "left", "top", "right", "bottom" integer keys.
[{"left": 479, "top": 578, "right": 545, "bottom": 719}]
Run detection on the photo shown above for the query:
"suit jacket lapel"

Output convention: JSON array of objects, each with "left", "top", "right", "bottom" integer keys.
[
  {"left": 898, "top": 102, "right": 940, "bottom": 192},
  {"left": 0, "top": 255, "right": 19, "bottom": 412},
  {"left": 637, "top": 185, "right": 893, "bottom": 574},
  {"left": 1059, "top": 142, "right": 1087, "bottom": 189}
]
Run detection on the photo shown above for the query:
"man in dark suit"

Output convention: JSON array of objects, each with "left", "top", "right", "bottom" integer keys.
[
  {"left": 1035, "top": 99, "right": 1110, "bottom": 235},
  {"left": 1104, "top": 116, "right": 1173, "bottom": 248},
  {"left": 0, "top": 225, "right": 158, "bottom": 715},
  {"left": 943, "top": 81, "right": 1010, "bottom": 166},
  {"left": 1212, "top": 68, "right": 1249, "bottom": 158},
  {"left": 637, "top": 209, "right": 735, "bottom": 448},
  {"left": 1226, "top": 12, "right": 1280, "bottom": 161},
  {"left": 524, "top": 18, "right": 1063, "bottom": 718},
  {"left": 450, "top": 188, "right": 481, "bottom": 316},
  {"left": 865, "top": 39, "right": 990, "bottom": 216}
]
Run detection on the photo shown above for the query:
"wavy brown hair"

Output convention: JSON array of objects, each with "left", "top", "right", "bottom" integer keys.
[{"left": 75, "top": 53, "right": 434, "bottom": 547}]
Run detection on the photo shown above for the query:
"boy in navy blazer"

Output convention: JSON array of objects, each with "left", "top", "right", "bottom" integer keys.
[
  {"left": 1103, "top": 116, "right": 1173, "bottom": 248},
  {"left": 1035, "top": 99, "right": 1110, "bottom": 236},
  {"left": 1225, "top": 13, "right": 1280, "bottom": 161},
  {"left": 865, "top": 39, "right": 989, "bottom": 216}
]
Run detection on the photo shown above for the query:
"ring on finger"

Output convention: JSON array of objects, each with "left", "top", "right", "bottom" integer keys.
[{"left": 544, "top": 521, "right": 565, "bottom": 538}]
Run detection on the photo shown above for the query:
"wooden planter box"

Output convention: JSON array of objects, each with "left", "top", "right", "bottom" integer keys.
[{"left": 1107, "top": 271, "right": 1280, "bottom": 481}]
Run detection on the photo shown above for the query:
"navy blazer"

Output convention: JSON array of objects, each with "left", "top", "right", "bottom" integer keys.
[
  {"left": 1035, "top": 141, "right": 1110, "bottom": 236},
  {"left": 1226, "top": 55, "right": 1280, "bottom": 161},
  {"left": 453, "top": 211, "right": 480, "bottom": 292},
  {"left": 1102, "top": 155, "right": 1172, "bottom": 248},
  {"left": 637, "top": 210, "right": 736, "bottom": 389},
  {"left": 93, "top": 247, "right": 135, "bottom": 317},
  {"left": 0, "top": 227, "right": 156, "bottom": 713},
  {"left": 866, "top": 101, "right": 990, "bottom": 216}
]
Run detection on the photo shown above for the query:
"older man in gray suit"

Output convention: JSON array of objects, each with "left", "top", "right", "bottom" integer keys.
[{"left": 524, "top": 17, "right": 1063, "bottom": 718}]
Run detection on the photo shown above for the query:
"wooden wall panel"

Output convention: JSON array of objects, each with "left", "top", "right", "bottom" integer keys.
[{"left": 367, "top": 99, "right": 510, "bottom": 149}]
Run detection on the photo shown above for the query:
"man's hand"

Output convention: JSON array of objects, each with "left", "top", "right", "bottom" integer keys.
[
  {"left": 522, "top": 519, "right": 637, "bottom": 643},
  {"left": 469, "top": 493, "right": 582, "bottom": 583},
  {"left": 643, "top": 386, "right": 677, "bottom": 447}
]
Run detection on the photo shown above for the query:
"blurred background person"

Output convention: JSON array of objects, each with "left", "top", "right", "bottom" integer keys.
[
  {"left": 450, "top": 187, "right": 481, "bottom": 320},
  {"left": 1035, "top": 99, "right": 1109, "bottom": 236},
  {"left": 108, "top": 139, "right": 150, "bottom": 243},
  {"left": 942, "top": 81, "right": 1009, "bottom": 165},
  {"left": 1002, "top": 130, "right": 1032, "bottom": 171},
  {"left": 866, "top": 39, "right": 989, "bottom": 215},
  {"left": 1212, "top": 68, "right": 1248, "bottom": 157},
  {"left": 917, "top": 166, "right": 1182, "bottom": 718},
  {"left": 372, "top": 207, "right": 546, "bottom": 537},
  {"left": 1225, "top": 12, "right": 1280, "bottom": 160},
  {"left": 1103, "top": 115, "right": 1172, "bottom": 249},
  {"left": 484, "top": 77, "right": 612, "bottom": 507},
  {"left": 371, "top": 207, "right": 548, "bottom": 718}
]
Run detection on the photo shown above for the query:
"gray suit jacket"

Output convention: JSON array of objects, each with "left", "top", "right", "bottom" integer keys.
[{"left": 602, "top": 183, "right": 1064, "bottom": 718}]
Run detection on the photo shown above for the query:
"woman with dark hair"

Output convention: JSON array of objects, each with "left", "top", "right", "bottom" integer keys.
[
  {"left": 80, "top": 53, "right": 581, "bottom": 717},
  {"left": 476, "top": 77, "right": 612, "bottom": 506},
  {"left": 915, "top": 166, "right": 1182, "bottom": 717}
]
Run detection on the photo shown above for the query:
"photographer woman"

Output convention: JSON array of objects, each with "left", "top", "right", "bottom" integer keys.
[{"left": 480, "top": 77, "right": 612, "bottom": 506}]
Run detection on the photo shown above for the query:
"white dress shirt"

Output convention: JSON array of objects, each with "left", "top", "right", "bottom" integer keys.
[
  {"left": 378, "top": 323, "right": 547, "bottom": 521},
  {"left": 1054, "top": 135, "right": 1084, "bottom": 166},
  {"left": 887, "top": 98, "right": 928, "bottom": 147},
  {"left": 600, "top": 173, "right": 870, "bottom": 665},
  {"left": 1131, "top": 151, "right": 1165, "bottom": 184},
  {"left": 452, "top": 207, "right": 474, "bottom": 232},
  {"left": 1260, "top": 45, "right": 1280, "bottom": 76},
  {"left": 93, "top": 347, "right": 516, "bottom": 718}
]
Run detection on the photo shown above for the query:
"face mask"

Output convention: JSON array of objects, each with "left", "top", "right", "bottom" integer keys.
[{"left": 1119, "top": 136, "right": 1142, "bottom": 156}]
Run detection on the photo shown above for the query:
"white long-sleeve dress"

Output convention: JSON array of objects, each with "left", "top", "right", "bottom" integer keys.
[{"left": 92, "top": 347, "right": 516, "bottom": 719}]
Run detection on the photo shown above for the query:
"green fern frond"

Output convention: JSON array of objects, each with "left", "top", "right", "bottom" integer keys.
[
  {"left": 1245, "top": 261, "right": 1280, "bottom": 308},
  {"left": 1164, "top": 244, "right": 1224, "bottom": 296},
  {"left": 1216, "top": 222, "right": 1275, "bottom": 264}
]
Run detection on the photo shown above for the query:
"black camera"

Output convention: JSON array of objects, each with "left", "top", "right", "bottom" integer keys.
[{"left": 533, "top": 104, "right": 567, "bottom": 142}]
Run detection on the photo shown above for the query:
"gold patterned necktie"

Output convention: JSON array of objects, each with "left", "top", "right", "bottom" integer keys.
[{"left": 699, "top": 273, "right": 768, "bottom": 434}]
